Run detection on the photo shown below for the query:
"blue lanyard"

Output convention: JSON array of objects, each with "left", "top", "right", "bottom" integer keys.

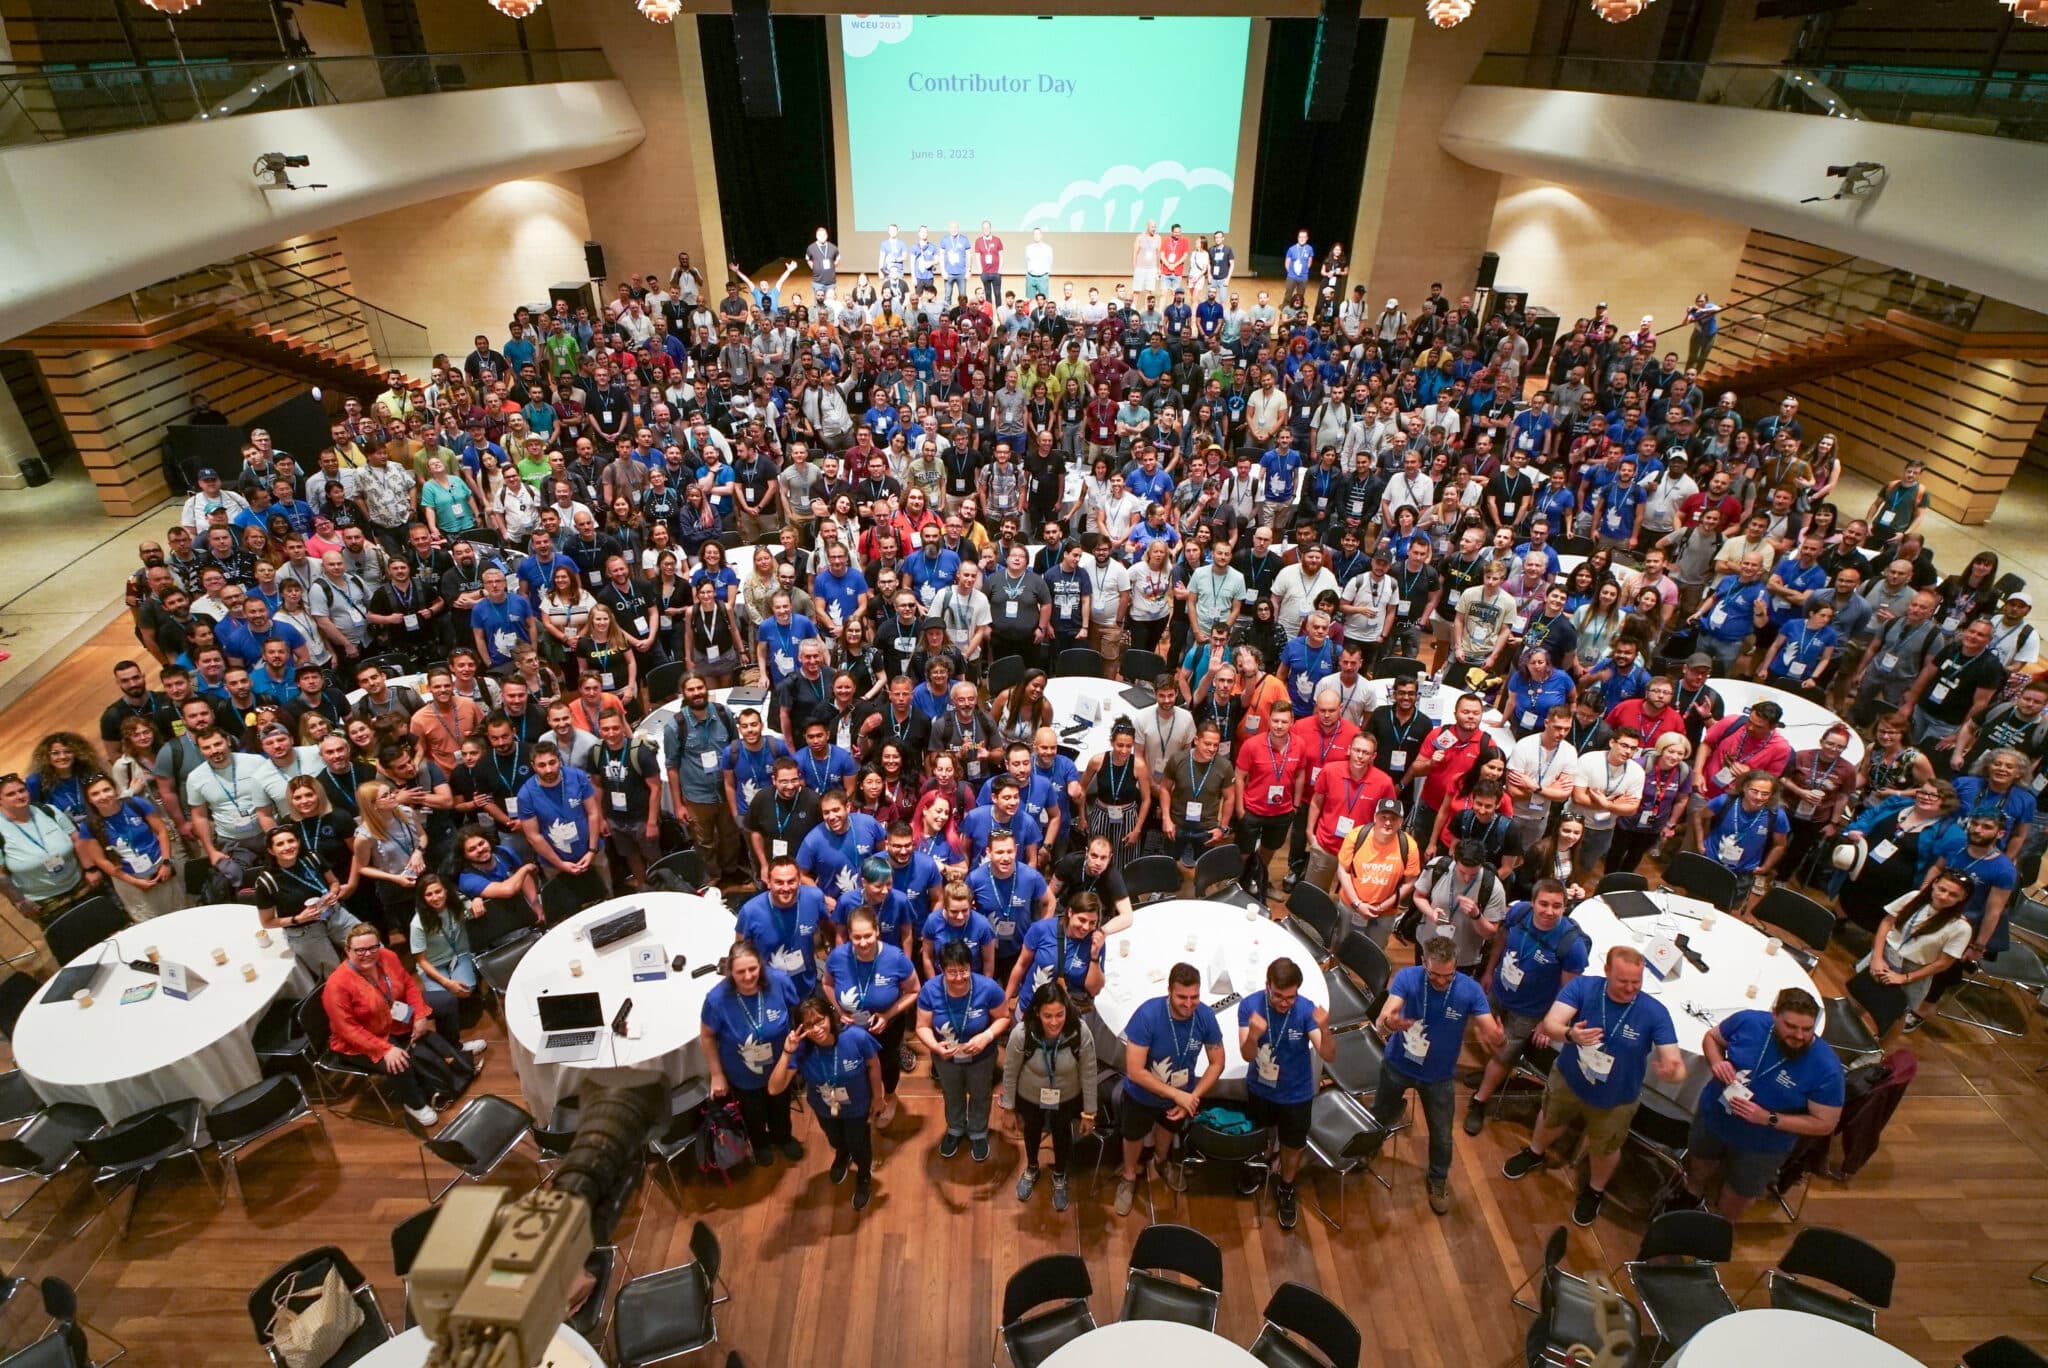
[{"left": 803, "top": 750, "right": 833, "bottom": 791}]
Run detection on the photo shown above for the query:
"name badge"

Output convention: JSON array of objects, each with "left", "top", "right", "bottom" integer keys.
[
  {"left": 631, "top": 616, "right": 648, "bottom": 635},
  {"left": 1334, "top": 816, "right": 1356, "bottom": 837},
  {"left": 1929, "top": 682, "right": 1952, "bottom": 704},
  {"left": 1005, "top": 600, "right": 1020, "bottom": 618},
  {"left": 1519, "top": 710, "right": 1538, "bottom": 730},
  {"left": 1396, "top": 599, "right": 1411, "bottom": 614},
  {"left": 700, "top": 751, "right": 720, "bottom": 772},
  {"left": 1869, "top": 839, "right": 1897, "bottom": 863},
  {"left": 610, "top": 791, "right": 628, "bottom": 811},
  {"left": 389, "top": 1000, "right": 413, "bottom": 1025},
  {"left": 1578, "top": 1045, "right": 1615, "bottom": 1081},
  {"left": 1501, "top": 501, "right": 1517, "bottom": 519},
  {"left": 1388, "top": 750, "right": 1408, "bottom": 770},
  {"left": 1038, "top": 1086, "right": 1062, "bottom": 1109},
  {"left": 1267, "top": 784, "right": 1285, "bottom": 803},
  {"left": 1400, "top": 1022, "right": 1429, "bottom": 1058},
  {"left": 505, "top": 797, "right": 520, "bottom": 819},
  {"left": 403, "top": 613, "right": 419, "bottom": 632},
  {"left": 1183, "top": 800, "right": 1203, "bottom": 822},
  {"left": 1717, "top": 835, "right": 1745, "bottom": 863},
  {"left": 771, "top": 838, "right": 789, "bottom": 857},
  {"left": 1879, "top": 652, "right": 1899, "bottom": 672}
]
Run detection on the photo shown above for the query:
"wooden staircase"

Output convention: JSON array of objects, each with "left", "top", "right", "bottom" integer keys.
[
  {"left": 189, "top": 316, "right": 415, "bottom": 396},
  {"left": 1703, "top": 309, "right": 1941, "bottom": 393}
]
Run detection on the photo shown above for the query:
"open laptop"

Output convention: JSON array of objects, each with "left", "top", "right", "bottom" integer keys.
[{"left": 533, "top": 991, "right": 606, "bottom": 1064}]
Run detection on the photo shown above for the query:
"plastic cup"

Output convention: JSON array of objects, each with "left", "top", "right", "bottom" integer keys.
[
  {"left": 211, "top": 947, "right": 229, "bottom": 966},
  {"left": 569, "top": 959, "right": 585, "bottom": 977},
  {"left": 1700, "top": 909, "right": 1717, "bottom": 931},
  {"left": 74, "top": 989, "right": 93, "bottom": 1009},
  {"left": 1745, "top": 982, "right": 1759, "bottom": 999},
  {"left": 1764, "top": 937, "right": 1782, "bottom": 957},
  {"left": 1184, "top": 934, "right": 1198, "bottom": 953},
  {"left": 240, "top": 963, "right": 258, "bottom": 983},
  {"left": 1118, "top": 940, "right": 1130, "bottom": 958},
  {"left": 144, "top": 946, "right": 160, "bottom": 964}
]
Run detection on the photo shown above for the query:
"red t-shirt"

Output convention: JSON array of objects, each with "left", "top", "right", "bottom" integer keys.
[
  {"left": 1679, "top": 491, "right": 1743, "bottom": 529},
  {"left": 1160, "top": 235, "right": 1190, "bottom": 273},
  {"left": 1297, "top": 719, "right": 1360, "bottom": 791},
  {"left": 1236, "top": 731, "right": 1312, "bottom": 819},
  {"left": 1418, "top": 723, "right": 1489, "bottom": 812},
  {"left": 1605, "top": 699, "right": 1686, "bottom": 749},
  {"left": 976, "top": 236, "right": 1003, "bottom": 272},
  {"left": 933, "top": 328, "right": 959, "bottom": 366},
  {"left": 1311, "top": 763, "right": 1396, "bottom": 853}
]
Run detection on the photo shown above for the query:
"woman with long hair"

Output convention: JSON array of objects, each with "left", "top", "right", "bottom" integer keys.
[
  {"left": 539, "top": 564, "right": 594, "bottom": 677},
  {"left": 74, "top": 773, "right": 180, "bottom": 922},
  {"left": 990, "top": 669, "right": 1054, "bottom": 747},
  {"left": 1127, "top": 539, "right": 1176, "bottom": 655},
  {"left": 1426, "top": 746, "right": 1512, "bottom": 856},
  {"left": 647, "top": 544, "right": 692, "bottom": 660},
  {"left": 1511, "top": 813, "right": 1590, "bottom": 904},
  {"left": 869, "top": 741, "right": 914, "bottom": 823},
  {"left": 769, "top": 991, "right": 884, "bottom": 1209},
  {"left": 353, "top": 779, "right": 428, "bottom": 944},
  {"left": 410, "top": 871, "right": 481, "bottom": 1032},
  {"left": 1806, "top": 433, "right": 1842, "bottom": 508},
  {"left": 677, "top": 484, "right": 723, "bottom": 560},
  {"left": 1936, "top": 550, "right": 2001, "bottom": 634},
  {"left": 252, "top": 822, "right": 358, "bottom": 977},
  {"left": 999, "top": 979, "right": 1097, "bottom": 1211},
  {"left": 26, "top": 731, "right": 101, "bottom": 821},
  {"left": 820, "top": 899, "right": 921, "bottom": 1128},
  {"left": 1859, "top": 869, "right": 1973, "bottom": 1030},
  {"left": 111, "top": 715, "right": 165, "bottom": 800},
  {"left": 1859, "top": 714, "right": 1934, "bottom": 808},
  {"left": 1080, "top": 720, "right": 1152, "bottom": 869},
  {"left": 836, "top": 615, "right": 886, "bottom": 702},
  {"left": 1571, "top": 580, "right": 1627, "bottom": 674},
  {"left": 575, "top": 603, "right": 639, "bottom": 707},
  {"left": 683, "top": 576, "right": 742, "bottom": 688},
  {"left": 1560, "top": 561, "right": 1599, "bottom": 615},
  {"left": 1608, "top": 733, "right": 1692, "bottom": 874},
  {"left": 692, "top": 538, "right": 741, "bottom": 607},
  {"left": 912, "top": 788, "right": 966, "bottom": 883},
  {"left": 700, "top": 937, "right": 806, "bottom": 1165}
]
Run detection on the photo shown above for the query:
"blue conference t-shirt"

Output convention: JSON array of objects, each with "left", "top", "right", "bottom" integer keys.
[
  {"left": 700, "top": 967, "right": 803, "bottom": 1087},
  {"left": 1491, "top": 902, "right": 1591, "bottom": 1019},
  {"left": 792, "top": 1024, "right": 880, "bottom": 1117},
  {"left": 1698, "top": 1007, "right": 1844, "bottom": 1154},
  {"left": 1702, "top": 576, "right": 1768, "bottom": 642},
  {"left": 920, "top": 909, "right": 996, "bottom": 963},
  {"left": 966, "top": 862, "right": 1047, "bottom": 948},
  {"left": 735, "top": 886, "right": 834, "bottom": 995},
  {"left": 824, "top": 942, "right": 916, "bottom": 1022},
  {"left": 834, "top": 886, "right": 920, "bottom": 948},
  {"left": 1554, "top": 974, "right": 1677, "bottom": 1109},
  {"left": 1124, "top": 996, "right": 1222, "bottom": 1110},
  {"left": 795, "top": 813, "right": 886, "bottom": 899},
  {"left": 917, "top": 974, "right": 1006, "bottom": 1060},
  {"left": 516, "top": 769, "right": 597, "bottom": 862},
  {"left": 1382, "top": 965, "right": 1491, "bottom": 1086},
  {"left": 1703, "top": 794, "right": 1791, "bottom": 874},
  {"left": 1238, "top": 988, "right": 1323, "bottom": 1104},
  {"left": 1018, "top": 916, "right": 1103, "bottom": 1000}
]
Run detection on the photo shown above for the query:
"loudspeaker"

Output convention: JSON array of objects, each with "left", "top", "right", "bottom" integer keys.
[
  {"left": 1304, "top": 0, "right": 1362, "bottom": 124},
  {"left": 1476, "top": 251, "right": 1500, "bottom": 291},
  {"left": 549, "top": 281, "right": 598, "bottom": 320},
  {"left": 583, "top": 241, "right": 608, "bottom": 283},
  {"left": 733, "top": 0, "right": 782, "bottom": 119}
]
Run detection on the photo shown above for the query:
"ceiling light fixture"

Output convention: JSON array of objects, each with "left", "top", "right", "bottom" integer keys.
[
  {"left": 1425, "top": 0, "right": 1473, "bottom": 26},
  {"left": 487, "top": 0, "right": 542, "bottom": 18},
  {"left": 138, "top": 0, "right": 204, "bottom": 12},
  {"left": 638, "top": 0, "right": 683, "bottom": 19},
  {"left": 1593, "top": 0, "right": 1650, "bottom": 20}
]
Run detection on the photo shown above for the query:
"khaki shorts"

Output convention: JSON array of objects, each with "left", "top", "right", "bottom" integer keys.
[{"left": 1540, "top": 1065, "right": 1640, "bottom": 1156}]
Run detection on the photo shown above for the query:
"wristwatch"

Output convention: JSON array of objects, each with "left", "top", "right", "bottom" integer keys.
[{"left": 1766, "top": 1112, "right": 1780, "bottom": 1128}]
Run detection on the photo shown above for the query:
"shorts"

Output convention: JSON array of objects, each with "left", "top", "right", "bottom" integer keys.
[
  {"left": 1491, "top": 1004, "right": 1547, "bottom": 1062},
  {"left": 607, "top": 821, "right": 663, "bottom": 866},
  {"left": 1539, "top": 1067, "right": 1639, "bottom": 1157},
  {"left": 1729, "top": 868, "right": 1763, "bottom": 908},
  {"left": 1117, "top": 1086, "right": 1188, "bottom": 1141},
  {"left": 1244, "top": 1093, "right": 1312, "bottom": 1150},
  {"left": 1685, "top": 1106, "right": 1788, "bottom": 1198},
  {"left": 1431, "top": 616, "right": 1459, "bottom": 647},
  {"left": 1173, "top": 826, "right": 1214, "bottom": 867}
]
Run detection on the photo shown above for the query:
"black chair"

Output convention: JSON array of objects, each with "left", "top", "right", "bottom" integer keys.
[
  {"left": 14, "top": 1277, "right": 99, "bottom": 1368},
  {"left": 0, "top": 972, "right": 39, "bottom": 1038},
  {"left": 1326, "top": 934, "right": 1391, "bottom": 1032},
  {"left": 389, "top": 1205, "right": 439, "bottom": 1330},
  {"left": 1301, "top": 1088, "right": 1391, "bottom": 1228},
  {"left": 613, "top": 1220, "right": 727, "bottom": 1368},
  {"left": 1171, "top": 1116, "right": 1273, "bottom": 1220},
  {"left": 1122, "top": 855, "right": 1184, "bottom": 907},
  {"left": 476, "top": 928, "right": 543, "bottom": 999},
  {"left": 1120, "top": 1223, "right": 1222, "bottom": 1331},
  {"left": 644, "top": 660, "right": 688, "bottom": 705},
  {"left": 1248, "top": 1281, "right": 1360, "bottom": 1368},
  {"left": 251, "top": 995, "right": 313, "bottom": 1080},
  {"left": 0, "top": 1069, "right": 40, "bottom": 1126},
  {"left": 1520, "top": 1226, "right": 1642, "bottom": 1365},
  {"left": 998, "top": 1254, "right": 1096, "bottom": 1368},
  {"left": 298, "top": 994, "right": 402, "bottom": 1128},
  {"left": 1376, "top": 655, "right": 1425, "bottom": 679},
  {"left": 1322, "top": 1023, "right": 1389, "bottom": 1100},
  {"left": 1122, "top": 649, "right": 1169, "bottom": 687},
  {"left": 0, "top": 1103, "right": 104, "bottom": 1219},
  {"left": 1622, "top": 1089, "right": 1694, "bottom": 1218},
  {"left": 1055, "top": 647, "right": 1105, "bottom": 679},
  {"left": 988, "top": 655, "right": 1029, "bottom": 702},
  {"left": 1192, "top": 844, "right": 1255, "bottom": 907},
  {"left": 207, "top": 1076, "right": 325, "bottom": 1207},
  {"left": 1660, "top": 851, "right": 1738, "bottom": 913},
  {"left": 534, "top": 1095, "right": 582, "bottom": 1162},
  {"left": 1282, "top": 883, "right": 1343, "bottom": 967},
  {"left": 72, "top": 1100, "right": 214, "bottom": 1236},
  {"left": 1753, "top": 1226, "right": 1894, "bottom": 1335},
  {"left": 649, "top": 1082, "right": 709, "bottom": 1199},
  {"left": 1594, "top": 872, "right": 1649, "bottom": 896},
  {"left": 41, "top": 897, "right": 128, "bottom": 966},
  {"left": 1937, "top": 940, "right": 2048, "bottom": 1039},
  {"left": 541, "top": 876, "right": 589, "bottom": 925},
  {"left": 419, "top": 1095, "right": 537, "bottom": 1202},
  {"left": 1964, "top": 1337, "right": 2048, "bottom": 1368},
  {"left": 1623, "top": 1210, "right": 1738, "bottom": 1356},
  {"left": 649, "top": 848, "right": 708, "bottom": 892},
  {"left": 1822, "top": 973, "right": 1908, "bottom": 1067},
  {"left": 249, "top": 1246, "right": 392, "bottom": 1368},
  {"left": 1751, "top": 887, "right": 1834, "bottom": 970}
]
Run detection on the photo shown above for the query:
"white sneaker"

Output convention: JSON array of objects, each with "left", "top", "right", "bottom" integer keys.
[
  {"left": 406, "top": 1104, "right": 439, "bottom": 1127},
  {"left": 462, "top": 1039, "right": 489, "bottom": 1059}
]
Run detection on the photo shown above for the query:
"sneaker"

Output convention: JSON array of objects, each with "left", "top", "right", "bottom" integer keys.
[
  {"left": 1902, "top": 1010, "right": 1925, "bottom": 1033},
  {"left": 1234, "top": 1163, "right": 1267, "bottom": 1196},
  {"left": 1501, "top": 1147, "right": 1545, "bottom": 1180},
  {"left": 1114, "top": 1178, "right": 1136, "bottom": 1216},
  {"left": 1015, "top": 1168, "right": 1040, "bottom": 1202},
  {"left": 1463, "top": 1096, "right": 1489, "bottom": 1136},
  {"left": 1163, "top": 1158, "right": 1185, "bottom": 1191},
  {"left": 461, "top": 1039, "right": 489, "bottom": 1060},
  {"left": 405, "top": 1103, "right": 439, "bottom": 1128},
  {"left": 1428, "top": 1178, "right": 1450, "bottom": 1215},
  {"left": 899, "top": 1045, "right": 917, "bottom": 1075},
  {"left": 778, "top": 1139, "right": 805, "bottom": 1162},
  {"left": 852, "top": 1174, "right": 872, "bottom": 1211},
  {"left": 752, "top": 1143, "right": 775, "bottom": 1167},
  {"left": 939, "top": 1132, "right": 963, "bottom": 1159},
  {"left": 875, "top": 1097, "right": 898, "bottom": 1127},
  {"left": 829, "top": 1152, "right": 850, "bottom": 1185},
  {"left": 1275, "top": 1182, "right": 1299, "bottom": 1230},
  {"left": 1572, "top": 1186, "right": 1605, "bottom": 1227},
  {"left": 1281, "top": 871, "right": 1301, "bottom": 895},
  {"left": 970, "top": 1136, "right": 990, "bottom": 1163},
  {"left": 1051, "top": 1174, "right": 1069, "bottom": 1212}
]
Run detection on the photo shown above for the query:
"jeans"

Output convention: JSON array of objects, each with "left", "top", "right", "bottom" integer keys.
[
  {"left": 1700, "top": 634, "right": 1746, "bottom": 672},
  {"left": 980, "top": 272, "right": 1002, "bottom": 303},
  {"left": 1578, "top": 824, "right": 1617, "bottom": 873},
  {"left": 1020, "top": 1097, "right": 1081, "bottom": 1175},
  {"left": 1369, "top": 1057, "right": 1457, "bottom": 1182},
  {"left": 934, "top": 1052, "right": 996, "bottom": 1139},
  {"left": 944, "top": 274, "right": 967, "bottom": 305}
]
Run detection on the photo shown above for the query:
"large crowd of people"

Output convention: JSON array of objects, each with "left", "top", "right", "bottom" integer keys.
[{"left": 1, "top": 227, "right": 2039, "bottom": 1226}]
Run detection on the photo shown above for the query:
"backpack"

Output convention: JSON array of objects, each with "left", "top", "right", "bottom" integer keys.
[{"left": 697, "top": 1097, "right": 752, "bottom": 1181}]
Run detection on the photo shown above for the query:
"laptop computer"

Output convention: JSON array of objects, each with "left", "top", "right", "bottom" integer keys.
[
  {"left": 587, "top": 907, "right": 647, "bottom": 952},
  {"left": 43, "top": 960, "right": 109, "bottom": 1006},
  {"left": 533, "top": 991, "right": 606, "bottom": 1063},
  {"left": 1605, "top": 890, "right": 1663, "bottom": 922}
]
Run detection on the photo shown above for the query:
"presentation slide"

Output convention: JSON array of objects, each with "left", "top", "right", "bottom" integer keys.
[{"left": 838, "top": 15, "right": 1252, "bottom": 236}]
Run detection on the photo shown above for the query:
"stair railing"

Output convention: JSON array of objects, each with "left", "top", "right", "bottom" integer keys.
[
  {"left": 125, "top": 251, "right": 429, "bottom": 375},
  {"left": 1709, "top": 260, "right": 1981, "bottom": 376}
]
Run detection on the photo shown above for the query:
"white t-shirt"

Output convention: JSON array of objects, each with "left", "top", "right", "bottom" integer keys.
[
  {"left": 1884, "top": 904, "right": 1971, "bottom": 969},
  {"left": 184, "top": 755, "right": 289, "bottom": 843},
  {"left": 1567, "top": 752, "right": 1642, "bottom": 831},
  {"left": 1024, "top": 241, "right": 1054, "bottom": 276},
  {"left": 1087, "top": 558, "right": 1132, "bottom": 618},
  {"left": 1127, "top": 562, "right": 1176, "bottom": 623},
  {"left": 1507, "top": 735, "right": 1580, "bottom": 814},
  {"left": 1272, "top": 565, "right": 1337, "bottom": 637},
  {"left": 1339, "top": 572, "right": 1397, "bottom": 643}
]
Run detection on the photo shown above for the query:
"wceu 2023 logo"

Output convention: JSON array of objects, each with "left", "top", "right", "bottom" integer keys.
[{"left": 843, "top": 15, "right": 913, "bottom": 58}]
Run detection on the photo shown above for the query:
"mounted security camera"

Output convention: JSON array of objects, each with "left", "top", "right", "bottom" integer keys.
[
  {"left": 253, "top": 152, "right": 324, "bottom": 192},
  {"left": 1801, "top": 161, "right": 1885, "bottom": 204}
]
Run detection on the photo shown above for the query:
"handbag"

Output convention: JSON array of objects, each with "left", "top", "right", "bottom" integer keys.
[{"left": 265, "top": 1260, "right": 364, "bottom": 1368}]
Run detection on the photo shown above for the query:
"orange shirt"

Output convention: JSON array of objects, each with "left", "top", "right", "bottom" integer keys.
[
  {"left": 408, "top": 696, "right": 484, "bottom": 771},
  {"left": 1336, "top": 825, "right": 1421, "bottom": 909},
  {"left": 569, "top": 691, "right": 628, "bottom": 734},
  {"left": 1234, "top": 672, "right": 1290, "bottom": 745}
]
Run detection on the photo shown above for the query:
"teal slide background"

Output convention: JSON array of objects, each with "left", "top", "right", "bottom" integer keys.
[{"left": 838, "top": 15, "right": 1251, "bottom": 235}]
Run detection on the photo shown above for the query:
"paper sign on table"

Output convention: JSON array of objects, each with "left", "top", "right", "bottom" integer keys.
[
  {"left": 119, "top": 982, "right": 157, "bottom": 1006},
  {"left": 160, "top": 961, "right": 203, "bottom": 1001},
  {"left": 631, "top": 946, "right": 668, "bottom": 982},
  {"left": 1643, "top": 938, "right": 1683, "bottom": 980}
]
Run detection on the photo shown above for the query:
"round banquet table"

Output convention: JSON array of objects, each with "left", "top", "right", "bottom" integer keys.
[
  {"left": 1091, "top": 898, "right": 1330, "bottom": 1095},
  {"left": 13, "top": 903, "right": 316, "bottom": 1121},
  {"left": 505, "top": 890, "right": 737, "bottom": 1120},
  {"left": 1708, "top": 678, "right": 1864, "bottom": 767},
  {"left": 355, "top": 1324, "right": 606, "bottom": 1368},
  {"left": 1572, "top": 892, "right": 1824, "bottom": 1109},
  {"left": 1044, "top": 675, "right": 1158, "bottom": 769},
  {"left": 1040, "top": 1320, "right": 1262, "bottom": 1368},
  {"left": 1667, "top": 1308, "right": 1917, "bottom": 1366}
]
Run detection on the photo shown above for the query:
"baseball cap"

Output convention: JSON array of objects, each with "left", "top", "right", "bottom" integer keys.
[
  {"left": 1685, "top": 652, "right": 1714, "bottom": 670},
  {"left": 197, "top": 468, "right": 220, "bottom": 480},
  {"left": 1385, "top": 298, "right": 1399, "bottom": 309},
  {"left": 2009, "top": 590, "right": 2034, "bottom": 607},
  {"left": 1375, "top": 798, "right": 1405, "bottom": 817}
]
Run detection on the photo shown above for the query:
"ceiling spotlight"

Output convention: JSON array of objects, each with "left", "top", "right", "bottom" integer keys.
[
  {"left": 1593, "top": 0, "right": 1650, "bottom": 20},
  {"left": 1426, "top": 0, "right": 1474, "bottom": 26},
  {"left": 637, "top": 0, "right": 683, "bottom": 19},
  {"left": 488, "top": 0, "right": 542, "bottom": 17},
  {"left": 138, "top": 0, "right": 204, "bottom": 12}
]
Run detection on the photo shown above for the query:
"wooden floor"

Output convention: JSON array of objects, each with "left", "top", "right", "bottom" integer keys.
[{"left": 4, "top": 619, "right": 2048, "bottom": 1367}]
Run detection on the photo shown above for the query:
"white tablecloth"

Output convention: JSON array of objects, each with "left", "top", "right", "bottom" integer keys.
[
  {"left": 1041, "top": 1321, "right": 1262, "bottom": 1368},
  {"left": 1572, "top": 893, "right": 1824, "bottom": 1108},
  {"left": 506, "top": 891, "right": 737, "bottom": 1119},
  {"left": 1709, "top": 679, "right": 1864, "bottom": 766},
  {"left": 1044, "top": 676, "right": 1157, "bottom": 768},
  {"left": 1668, "top": 1309, "right": 1916, "bottom": 1366},
  {"left": 355, "top": 1324, "right": 605, "bottom": 1368},
  {"left": 14, "top": 903, "right": 313, "bottom": 1121},
  {"left": 1092, "top": 898, "right": 1331, "bottom": 1091}
]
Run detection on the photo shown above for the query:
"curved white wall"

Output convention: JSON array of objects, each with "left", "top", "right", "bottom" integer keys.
[
  {"left": 1440, "top": 85, "right": 2048, "bottom": 315},
  {"left": 0, "top": 80, "right": 644, "bottom": 341}
]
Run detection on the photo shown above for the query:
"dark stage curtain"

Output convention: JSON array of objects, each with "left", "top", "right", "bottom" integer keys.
[
  {"left": 1246, "top": 18, "right": 1386, "bottom": 277},
  {"left": 696, "top": 13, "right": 838, "bottom": 273}
]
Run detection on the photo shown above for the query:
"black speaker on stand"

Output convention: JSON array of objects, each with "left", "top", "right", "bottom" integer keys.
[
  {"left": 1304, "top": 0, "right": 1362, "bottom": 123},
  {"left": 733, "top": 0, "right": 782, "bottom": 119},
  {"left": 583, "top": 241, "right": 608, "bottom": 284}
]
